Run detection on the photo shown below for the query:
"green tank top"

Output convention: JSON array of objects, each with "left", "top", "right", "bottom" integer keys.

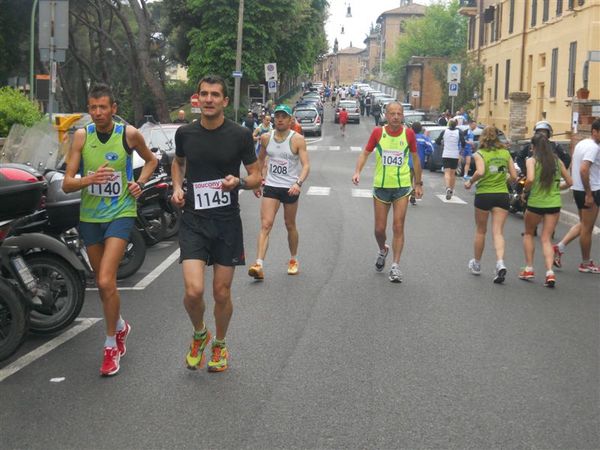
[
  {"left": 527, "top": 159, "right": 562, "bottom": 208},
  {"left": 475, "top": 147, "right": 511, "bottom": 194},
  {"left": 373, "top": 126, "right": 411, "bottom": 188},
  {"left": 79, "top": 122, "right": 137, "bottom": 223}
]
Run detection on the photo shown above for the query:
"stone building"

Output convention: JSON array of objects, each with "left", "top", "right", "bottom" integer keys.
[
  {"left": 404, "top": 56, "right": 445, "bottom": 111},
  {"left": 460, "top": 0, "right": 600, "bottom": 142}
]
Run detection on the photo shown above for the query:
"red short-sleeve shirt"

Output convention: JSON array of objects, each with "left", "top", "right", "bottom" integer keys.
[{"left": 365, "top": 126, "right": 417, "bottom": 154}]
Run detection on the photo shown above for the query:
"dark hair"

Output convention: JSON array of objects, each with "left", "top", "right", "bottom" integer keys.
[
  {"left": 411, "top": 121, "right": 422, "bottom": 134},
  {"left": 593, "top": 118, "right": 600, "bottom": 132},
  {"left": 448, "top": 119, "right": 457, "bottom": 129},
  {"left": 88, "top": 83, "right": 115, "bottom": 104},
  {"left": 197, "top": 75, "right": 229, "bottom": 98},
  {"left": 531, "top": 133, "right": 558, "bottom": 191}
]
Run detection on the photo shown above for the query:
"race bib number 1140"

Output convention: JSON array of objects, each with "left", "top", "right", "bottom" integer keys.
[{"left": 193, "top": 179, "right": 231, "bottom": 210}]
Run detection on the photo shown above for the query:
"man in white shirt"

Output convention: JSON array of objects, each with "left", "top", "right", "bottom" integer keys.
[{"left": 553, "top": 118, "right": 600, "bottom": 273}]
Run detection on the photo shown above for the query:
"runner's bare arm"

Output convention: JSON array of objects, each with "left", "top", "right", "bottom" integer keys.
[
  {"left": 412, "top": 152, "right": 423, "bottom": 199},
  {"left": 62, "top": 128, "right": 114, "bottom": 193},
  {"left": 222, "top": 160, "right": 261, "bottom": 192},
  {"left": 127, "top": 126, "right": 157, "bottom": 185},
  {"left": 507, "top": 153, "right": 518, "bottom": 183},
  {"left": 171, "top": 155, "right": 186, "bottom": 208},
  {"left": 288, "top": 134, "right": 310, "bottom": 196},
  {"left": 465, "top": 152, "right": 485, "bottom": 189},
  {"left": 559, "top": 160, "right": 572, "bottom": 189},
  {"left": 352, "top": 150, "right": 370, "bottom": 185}
]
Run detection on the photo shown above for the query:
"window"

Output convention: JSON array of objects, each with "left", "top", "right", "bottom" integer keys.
[
  {"left": 504, "top": 59, "right": 511, "bottom": 100},
  {"left": 531, "top": 0, "right": 537, "bottom": 27},
  {"left": 556, "top": 0, "right": 563, "bottom": 15},
  {"left": 542, "top": 0, "right": 549, "bottom": 21},
  {"left": 509, "top": 0, "right": 515, "bottom": 33},
  {"left": 468, "top": 17, "right": 476, "bottom": 50},
  {"left": 496, "top": 3, "right": 502, "bottom": 40},
  {"left": 494, "top": 63, "right": 499, "bottom": 101},
  {"left": 550, "top": 48, "right": 558, "bottom": 97},
  {"left": 568, "top": 0, "right": 574, "bottom": 9},
  {"left": 539, "top": 53, "right": 546, "bottom": 68},
  {"left": 568, "top": 41, "right": 577, "bottom": 96}
]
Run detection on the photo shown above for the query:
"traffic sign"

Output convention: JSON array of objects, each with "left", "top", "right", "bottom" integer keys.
[
  {"left": 232, "top": 71, "right": 243, "bottom": 78},
  {"left": 447, "top": 63, "right": 461, "bottom": 83},
  {"left": 449, "top": 82, "right": 459, "bottom": 97},
  {"left": 267, "top": 80, "right": 277, "bottom": 94},
  {"left": 264, "top": 63, "right": 277, "bottom": 81},
  {"left": 190, "top": 93, "right": 199, "bottom": 108}
]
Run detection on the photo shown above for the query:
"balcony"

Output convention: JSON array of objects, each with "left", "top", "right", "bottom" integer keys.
[{"left": 458, "top": 0, "right": 477, "bottom": 16}]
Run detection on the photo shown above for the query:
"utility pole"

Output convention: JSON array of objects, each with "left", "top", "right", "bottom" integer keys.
[
  {"left": 234, "top": 0, "right": 244, "bottom": 122},
  {"left": 29, "top": 0, "right": 40, "bottom": 100}
]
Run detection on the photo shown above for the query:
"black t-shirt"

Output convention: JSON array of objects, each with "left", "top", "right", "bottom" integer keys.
[{"left": 175, "top": 118, "right": 256, "bottom": 218}]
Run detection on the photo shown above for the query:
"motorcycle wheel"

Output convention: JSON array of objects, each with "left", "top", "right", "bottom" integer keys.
[
  {"left": 143, "top": 215, "right": 166, "bottom": 247},
  {"left": 0, "top": 278, "right": 28, "bottom": 361},
  {"left": 162, "top": 207, "right": 181, "bottom": 239},
  {"left": 25, "top": 253, "right": 85, "bottom": 335},
  {"left": 117, "top": 228, "right": 146, "bottom": 280}
]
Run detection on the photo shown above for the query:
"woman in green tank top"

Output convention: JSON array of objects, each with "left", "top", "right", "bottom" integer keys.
[
  {"left": 519, "top": 133, "right": 572, "bottom": 287},
  {"left": 464, "top": 126, "right": 517, "bottom": 283}
]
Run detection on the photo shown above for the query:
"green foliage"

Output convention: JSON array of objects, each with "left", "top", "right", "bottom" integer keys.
[
  {"left": 0, "top": 0, "right": 32, "bottom": 84},
  {"left": 384, "top": 0, "right": 483, "bottom": 110},
  {"left": 0, "top": 87, "right": 43, "bottom": 137},
  {"left": 186, "top": 0, "right": 328, "bottom": 86}
]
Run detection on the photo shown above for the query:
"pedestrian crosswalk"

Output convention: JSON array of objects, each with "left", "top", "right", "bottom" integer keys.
[
  {"left": 299, "top": 186, "right": 469, "bottom": 205},
  {"left": 306, "top": 145, "right": 363, "bottom": 152}
]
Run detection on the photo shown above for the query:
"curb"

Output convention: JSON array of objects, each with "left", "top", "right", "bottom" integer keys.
[{"left": 560, "top": 209, "right": 600, "bottom": 236}]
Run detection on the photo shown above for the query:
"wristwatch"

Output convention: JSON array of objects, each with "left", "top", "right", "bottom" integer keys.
[
  {"left": 238, "top": 177, "right": 247, "bottom": 189},
  {"left": 137, "top": 181, "right": 145, "bottom": 190},
  {"left": 295, "top": 178, "right": 303, "bottom": 187},
  {"left": 415, "top": 181, "right": 423, "bottom": 186}
]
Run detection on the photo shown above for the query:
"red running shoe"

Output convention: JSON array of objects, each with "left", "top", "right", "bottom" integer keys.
[
  {"left": 518, "top": 268, "right": 535, "bottom": 280},
  {"left": 116, "top": 321, "right": 131, "bottom": 357},
  {"left": 544, "top": 273, "right": 556, "bottom": 288},
  {"left": 578, "top": 261, "right": 600, "bottom": 273},
  {"left": 100, "top": 347, "right": 120, "bottom": 377},
  {"left": 552, "top": 245, "right": 563, "bottom": 268}
]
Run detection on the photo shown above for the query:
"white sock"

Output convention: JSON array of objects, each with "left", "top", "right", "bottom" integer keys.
[
  {"left": 525, "top": 266, "right": 534, "bottom": 272},
  {"left": 116, "top": 317, "right": 125, "bottom": 332},
  {"left": 497, "top": 259, "right": 505, "bottom": 268},
  {"left": 391, "top": 262, "right": 399, "bottom": 269},
  {"left": 557, "top": 243, "right": 566, "bottom": 252},
  {"left": 546, "top": 270, "right": 554, "bottom": 276},
  {"left": 256, "top": 259, "right": 264, "bottom": 267},
  {"left": 104, "top": 335, "right": 117, "bottom": 348}
]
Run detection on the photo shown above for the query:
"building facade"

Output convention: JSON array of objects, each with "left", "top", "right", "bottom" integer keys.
[
  {"left": 461, "top": 0, "right": 600, "bottom": 140},
  {"left": 405, "top": 56, "right": 446, "bottom": 111}
]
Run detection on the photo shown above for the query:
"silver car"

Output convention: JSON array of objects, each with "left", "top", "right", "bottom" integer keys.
[
  {"left": 335, "top": 100, "right": 360, "bottom": 123},
  {"left": 294, "top": 106, "right": 322, "bottom": 136}
]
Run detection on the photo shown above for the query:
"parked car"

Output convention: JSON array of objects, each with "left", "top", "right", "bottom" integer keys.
[
  {"left": 297, "top": 96, "right": 323, "bottom": 117},
  {"left": 335, "top": 99, "right": 360, "bottom": 123},
  {"left": 293, "top": 106, "right": 321, "bottom": 136},
  {"left": 425, "top": 124, "right": 510, "bottom": 172}
]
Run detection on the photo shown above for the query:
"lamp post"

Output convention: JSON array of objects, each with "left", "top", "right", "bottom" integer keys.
[
  {"left": 233, "top": 0, "right": 244, "bottom": 122},
  {"left": 29, "top": 0, "right": 40, "bottom": 100}
]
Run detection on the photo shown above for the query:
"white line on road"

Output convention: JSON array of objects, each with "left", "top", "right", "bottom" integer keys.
[
  {"left": 352, "top": 188, "right": 372, "bottom": 198},
  {"left": 86, "top": 248, "right": 180, "bottom": 292},
  {"left": 307, "top": 186, "right": 331, "bottom": 196},
  {"left": 329, "top": 146, "right": 340, "bottom": 151},
  {"left": 436, "top": 194, "right": 468, "bottom": 204},
  {"left": 0, "top": 318, "right": 101, "bottom": 383},
  {"left": 350, "top": 146, "right": 362, "bottom": 152},
  {"left": 307, "top": 145, "right": 318, "bottom": 151}
]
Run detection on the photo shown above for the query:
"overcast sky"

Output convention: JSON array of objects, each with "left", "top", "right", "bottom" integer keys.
[{"left": 325, "top": 0, "right": 437, "bottom": 52}]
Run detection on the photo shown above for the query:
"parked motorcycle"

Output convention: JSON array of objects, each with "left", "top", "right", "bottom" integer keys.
[{"left": 508, "top": 175, "right": 527, "bottom": 214}]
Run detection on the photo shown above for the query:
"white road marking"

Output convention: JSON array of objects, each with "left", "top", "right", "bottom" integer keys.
[
  {"left": 0, "top": 318, "right": 101, "bottom": 383},
  {"left": 50, "top": 377, "right": 66, "bottom": 383},
  {"left": 305, "top": 137, "right": 322, "bottom": 144},
  {"left": 436, "top": 194, "right": 468, "bottom": 204},
  {"left": 86, "top": 248, "right": 180, "bottom": 292},
  {"left": 307, "top": 145, "right": 318, "bottom": 151},
  {"left": 350, "top": 146, "right": 362, "bottom": 152},
  {"left": 352, "top": 188, "right": 372, "bottom": 198},
  {"left": 307, "top": 186, "right": 331, "bottom": 196},
  {"left": 329, "top": 146, "right": 340, "bottom": 151}
]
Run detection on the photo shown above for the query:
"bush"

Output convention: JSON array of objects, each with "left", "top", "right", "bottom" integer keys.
[{"left": 0, "top": 87, "right": 43, "bottom": 137}]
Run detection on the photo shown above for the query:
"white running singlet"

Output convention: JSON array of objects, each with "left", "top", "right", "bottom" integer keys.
[
  {"left": 442, "top": 128, "right": 461, "bottom": 159},
  {"left": 265, "top": 130, "right": 301, "bottom": 188}
]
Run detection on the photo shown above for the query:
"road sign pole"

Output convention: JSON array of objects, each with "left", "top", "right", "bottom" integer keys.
[
  {"left": 48, "top": 0, "right": 55, "bottom": 123},
  {"left": 451, "top": 96, "right": 455, "bottom": 116},
  {"left": 233, "top": 0, "right": 244, "bottom": 122}
]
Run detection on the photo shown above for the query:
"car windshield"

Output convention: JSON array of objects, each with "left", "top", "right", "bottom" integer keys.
[
  {"left": 427, "top": 129, "right": 444, "bottom": 140},
  {"left": 139, "top": 123, "right": 181, "bottom": 151},
  {"left": 295, "top": 109, "right": 317, "bottom": 119},
  {"left": 339, "top": 101, "right": 357, "bottom": 108}
]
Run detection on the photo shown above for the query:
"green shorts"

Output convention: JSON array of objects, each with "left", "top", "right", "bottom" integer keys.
[{"left": 373, "top": 187, "right": 412, "bottom": 204}]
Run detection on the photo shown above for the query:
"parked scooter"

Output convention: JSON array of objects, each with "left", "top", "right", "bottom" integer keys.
[{"left": 0, "top": 244, "right": 38, "bottom": 361}]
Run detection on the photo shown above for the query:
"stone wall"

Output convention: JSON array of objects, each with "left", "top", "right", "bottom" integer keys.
[
  {"left": 508, "top": 91, "right": 530, "bottom": 143},
  {"left": 571, "top": 99, "right": 600, "bottom": 152}
]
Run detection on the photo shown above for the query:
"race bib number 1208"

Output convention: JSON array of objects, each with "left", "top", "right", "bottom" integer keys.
[{"left": 193, "top": 179, "right": 231, "bottom": 210}]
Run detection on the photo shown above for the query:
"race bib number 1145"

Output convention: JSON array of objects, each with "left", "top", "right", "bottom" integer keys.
[{"left": 193, "top": 179, "right": 231, "bottom": 210}]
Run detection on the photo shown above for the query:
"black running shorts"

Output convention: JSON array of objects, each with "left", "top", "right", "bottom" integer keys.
[
  {"left": 474, "top": 193, "right": 510, "bottom": 211},
  {"left": 263, "top": 185, "right": 300, "bottom": 204},
  {"left": 178, "top": 212, "right": 245, "bottom": 266},
  {"left": 573, "top": 189, "right": 600, "bottom": 210},
  {"left": 526, "top": 206, "right": 561, "bottom": 215},
  {"left": 442, "top": 157, "right": 459, "bottom": 170}
]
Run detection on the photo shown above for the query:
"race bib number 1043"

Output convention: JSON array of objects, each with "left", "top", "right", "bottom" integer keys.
[
  {"left": 193, "top": 179, "right": 231, "bottom": 210},
  {"left": 382, "top": 150, "right": 404, "bottom": 167}
]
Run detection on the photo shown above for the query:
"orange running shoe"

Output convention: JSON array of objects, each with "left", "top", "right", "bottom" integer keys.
[
  {"left": 248, "top": 263, "right": 264, "bottom": 280},
  {"left": 287, "top": 259, "right": 299, "bottom": 275}
]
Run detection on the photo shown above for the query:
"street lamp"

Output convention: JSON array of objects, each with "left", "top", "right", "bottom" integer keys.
[{"left": 234, "top": 0, "right": 244, "bottom": 122}]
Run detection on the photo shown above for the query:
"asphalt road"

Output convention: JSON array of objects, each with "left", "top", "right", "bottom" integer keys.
[{"left": 1, "top": 105, "right": 599, "bottom": 449}]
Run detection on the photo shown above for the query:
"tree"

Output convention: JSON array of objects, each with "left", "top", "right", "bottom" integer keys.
[
  {"left": 384, "top": 0, "right": 482, "bottom": 111},
  {"left": 0, "top": 87, "right": 43, "bottom": 137}
]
